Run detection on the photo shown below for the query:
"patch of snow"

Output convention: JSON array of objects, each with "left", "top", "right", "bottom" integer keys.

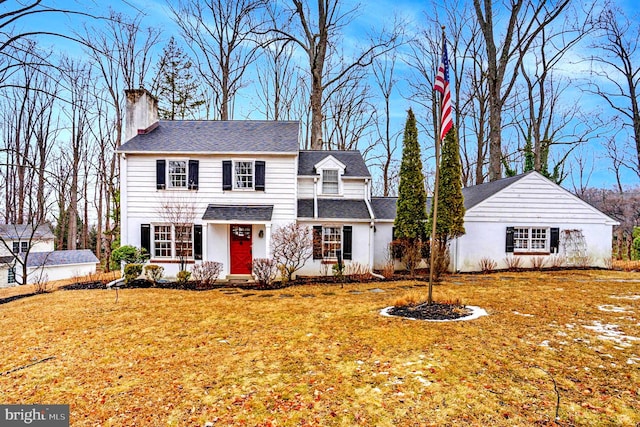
[
  {"left": 379, "top": 305, "right": 488, "bottom": 322},
  {"left": 582, "top": 321, "right": 639, "bottom": 348},
  {"left": 627, "top": 356, "right": 639, "bottom": 365},
  {"left": 556, "top": 331, "right": 568, "bottom": 337},
  {"left": 415, "top": 376, "right": 432, "bottom": 386},
  {"left": 598, "top": 304, "right": 629, "bottom": 313},
  {"left": 513, "top": 311, "right": 534, "bottom": 317},
  {"left": 539, "top": 340, "right": 551, "bottom": 348}
]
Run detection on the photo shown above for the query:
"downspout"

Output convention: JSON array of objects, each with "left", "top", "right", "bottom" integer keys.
[
  {"left": 313, "top": 177, "right": 318, "bottom": 219},
  {"left": 363, "top": 178, "right": 383, "bottom": 279}
]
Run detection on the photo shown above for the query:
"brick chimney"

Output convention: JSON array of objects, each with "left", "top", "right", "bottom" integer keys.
[{"left": 124, "top": 88, "right": 158, "bottom": 143}]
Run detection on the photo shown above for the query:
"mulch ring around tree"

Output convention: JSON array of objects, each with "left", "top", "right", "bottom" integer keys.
[{"left": 381, "top": 303, "right": 488, "bottom": 322}]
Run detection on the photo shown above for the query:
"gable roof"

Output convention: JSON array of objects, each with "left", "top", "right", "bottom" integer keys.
[
  {"left": 297, "top": 199, "right": 372, "bottom": 220},
  {"left": 24, "top": 250, "right": 98, "bottom": 267},
  {"left": 371, "top": 172, "right": 616, "bottom": 224},
  {"left": 118, "top": 120, "right": 300, "bottom": 154},
  {"left": 298, "top": 151, "right": 371, "bottom": 177},
  {"left": 0, "top": 223, "right": 54, "bottom": 241}
]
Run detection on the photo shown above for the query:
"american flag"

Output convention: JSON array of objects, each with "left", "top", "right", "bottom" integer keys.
[{"left": 434, "top": 41, "right": 453, "bottom": 140}]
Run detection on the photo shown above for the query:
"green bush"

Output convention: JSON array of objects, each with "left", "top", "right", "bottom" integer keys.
[
  {"left": 124, "top": 263, "right": 143, "bottom": 285},
  {"left": 111, "top": 245, "right": 147, "bottom": 269},
  {"left": 176, "top": 270, "right": 191, "bottom": 287}
]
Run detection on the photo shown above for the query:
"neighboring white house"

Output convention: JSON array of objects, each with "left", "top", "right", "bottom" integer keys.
[
  {"left": 118, "top": 89, "right": 617, "bottom": 278},
  {"left": 0, "top": 224, "right": 99, "bottom": 286}
]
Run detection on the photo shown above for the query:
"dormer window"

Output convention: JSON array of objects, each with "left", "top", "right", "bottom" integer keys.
[{"left": 322, "top": 170, "right": 339, "bottom": 194}]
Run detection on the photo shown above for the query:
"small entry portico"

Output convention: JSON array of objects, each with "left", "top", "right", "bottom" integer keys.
[{"left": 201, "top": 204, "right": 274, "bottom": 279}]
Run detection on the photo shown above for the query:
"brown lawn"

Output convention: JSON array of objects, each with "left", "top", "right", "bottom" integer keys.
[{"left": 0, "top": 270, "right": 638, "bottom": 426}]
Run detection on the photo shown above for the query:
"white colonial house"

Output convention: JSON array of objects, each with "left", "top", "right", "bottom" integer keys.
[
  {"left": 0, "top": 224, "right": 99, "bottom": 286},
  {"left": 119, "top": 89, "right": 617, "bottom": 278}
]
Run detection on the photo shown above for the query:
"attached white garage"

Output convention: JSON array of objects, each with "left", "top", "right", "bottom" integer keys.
[
  {"left": 450, "top": 172, "right": 619, "bottom": 272},
  {"left": 371, "top": 172, "right": 618, "bottom": 273}
]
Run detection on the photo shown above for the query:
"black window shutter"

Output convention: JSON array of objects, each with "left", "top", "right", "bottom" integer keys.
[
  {"left": 141, "top": 224, "right": 151, "bottom": 255},
  {"left": 255, "top": 160, "right": 265, "bottom": 191},
  {"left": 188, "top": 160, "right": 199, "bottom": 190},
  {"left": 156, "top": 160, "right": 166, "bottom": 190},
  {"left": 550, "top": 227, "right": 560, "bottom": 253},
  {"left": 343, "top": 226, "right": 352, "bottom": 260},
  {"left": 313, "top": 226, "right": 323, "bottom": 260},
  {"left": 505, "top": 226, "right": 514, "bottom": 253},
  {"left": 194, "top": 224, "right": 203, "bottom": 260},
  {"left": 222, "top": 160, "right": 232, "bottom": 190}
]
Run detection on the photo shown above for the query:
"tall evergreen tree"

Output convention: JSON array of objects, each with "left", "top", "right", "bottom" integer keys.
[
  {"left": 153, "top": 37, "right": 204, "bottom": 120},
  {"left": 395, "top": 108, "right": 428, "bottom": 241},
  {"left": 429, "top": 126, "right": 465, "bottom": 242}
]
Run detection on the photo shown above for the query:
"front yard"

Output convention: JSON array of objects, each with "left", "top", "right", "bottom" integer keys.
[{"left": 1, "top": 270, "right": 638, "bottom": 426}]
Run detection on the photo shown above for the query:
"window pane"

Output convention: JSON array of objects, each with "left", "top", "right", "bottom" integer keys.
[
  {"left": 322, "top": 170, "right": 339, "bottom": 194},
  {"left": 21, "top": 241, "right": 28, "bottom": 252},
  {"left": 322, "top": 226, "right": 342, "bottom": 259},
  {"left": 514, "top": 228, "right": 529, "bottom": 249},
  {"left": 235, "top": 161, "right": 254, "bottom": 189},
  {"left": 175, "top": 225, "right": 193, "bottom": 258},
  {"left": 12, "top": 242, "right": 19, "bottom": 253},
  {"left": 531, "top": 228, "right": 547, "bottom": 250},
  {"left": 168, "top": 160, "right": 187, "bottom": 188},
  {"left": 8, "top": 266, "right": 15, "bottom": 284},
  {"left": 154, "top": 225, "right": 172, "bottom": 257}
]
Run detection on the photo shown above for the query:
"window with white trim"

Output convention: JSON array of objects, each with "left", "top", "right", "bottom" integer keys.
[
  {"left": 154, "top": 225, "right": 172, "bottom": 257},
  {"left": 514, "top": 227, "right": 548, "bottom": 252},
  {"left": 235, "top": 161, "right": 254, "bottom": 189},
  {"left": 322, "top": 226, "right": 342, "bottom": 259},
  {"left": 153, "top": 224, "right": 194, "bottom": 259},
  {"left": 175, "top": 225, "right": 193, "bottom": 259},
  {"left": 168, "top": 160, "right": 187, "bottom": 188},
  {"left": 322, "top": 169, "right": 339, "bottom": 194},
  {"left": 8, "top": 266, "right": 16, "bottom": 284}
]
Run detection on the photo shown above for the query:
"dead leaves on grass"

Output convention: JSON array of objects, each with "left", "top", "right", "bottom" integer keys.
[{"left": 0, "top": 272, "right": 638, "bottom": 426}]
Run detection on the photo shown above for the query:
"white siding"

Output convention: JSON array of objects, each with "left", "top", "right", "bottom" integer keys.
[
  {"left": 123, "top": 153, "right": 298, "bottom": 261},
  {"left": 296, "top": 222, "right": 372, "bottom": 277},
  {"left": 454, "top": 222, "right": 613, "bottom": 272},
  {"left": 373, "top": 222, "right": 393, "bottom": 269},
  {"left": 0, "top": 239, "right": 54, "bottom": 257},
  {"left": 16, "top": 262, "right": 97, "bottom": 285},
  {"left": 454, "top": 174, "right": 616, "bottom": 272},
  {"left": 297, "top": 177, "right": 315, "bottom": 198},
  {"left": 466, "top": 174, "right": 617, "bottom": 225}
]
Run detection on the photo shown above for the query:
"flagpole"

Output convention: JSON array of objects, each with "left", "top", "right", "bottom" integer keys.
[{"left": 428, "top": 26, "right": 446, "bottom": 305}]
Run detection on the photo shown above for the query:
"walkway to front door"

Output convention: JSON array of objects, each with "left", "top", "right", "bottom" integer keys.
[{"left": 230, "top": 224, "right": 252, "bottom": 274}]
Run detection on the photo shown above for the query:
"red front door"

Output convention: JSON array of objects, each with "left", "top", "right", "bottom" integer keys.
[{"left": 230, "top": 225, "right": 252, "bottom": 274}]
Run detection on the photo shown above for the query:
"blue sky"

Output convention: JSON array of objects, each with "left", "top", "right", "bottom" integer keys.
[{"left": 7, "top": 0, "right": 640, "bottom": 191}]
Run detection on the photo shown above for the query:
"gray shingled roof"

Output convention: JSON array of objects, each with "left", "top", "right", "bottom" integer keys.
[
  {"left": 0, "top": 255, "right": 14, "bottom": 264},
  {"left": 0, "top": 223, "right": 54, "bottom": 240},
  {"left": 370, "top": 197, "right": 397, "bottom": 220},
  {"left": 297, "top": 199, "right": 372, "bottom": 220},
  {"left": 24, "top": 250, "right": 99, "bottom": 267},
  {"left": 298, "top": 151, "right": 371, "bottom": 177},
  {"left": 461, "top": 172, "right": 531, "bottom": 209},
  {"left": 118, "top": 121, "right": 300, "bottom": 153},
  {"left": 202, "top": 205, "right": 274, "bottom": 221}
]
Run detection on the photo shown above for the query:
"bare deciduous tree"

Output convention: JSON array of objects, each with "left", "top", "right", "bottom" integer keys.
[
  {"left": 472, "top": 0, "right": 571, "bottom": 181},
  {"left": 270, "top": 222, "right": 312, "bottom": 282},
  {"left": 586, "top": 5, "right": 640, "bottom": 178},
  {"left": 272, "top": 0, "right": 398, "bottom": 149},
  {"left": 169, "top": 0, "right": 267, "bottom": 120}
]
